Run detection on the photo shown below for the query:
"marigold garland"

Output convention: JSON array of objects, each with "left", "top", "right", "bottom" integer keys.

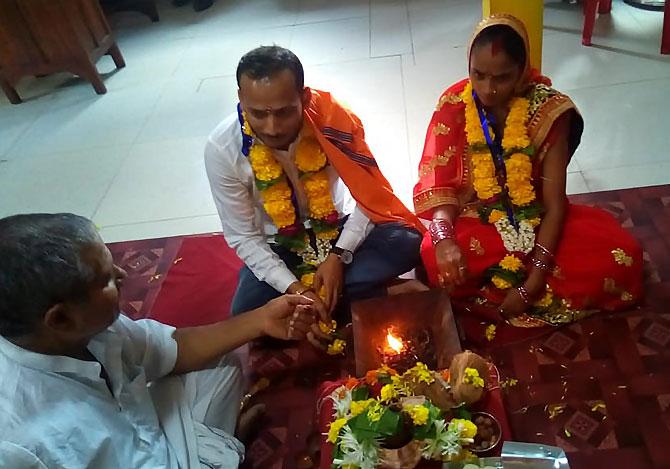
[
  {"left": 461, "top": 81, "right": 544, "bottom": 296},
  {"left": 241, "top": 110, "right": 340, "bottom": 282}
]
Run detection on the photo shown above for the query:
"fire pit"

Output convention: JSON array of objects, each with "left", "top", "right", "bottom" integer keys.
[{"left": 351, "top": 290, "right": 461, "bottom": 376}]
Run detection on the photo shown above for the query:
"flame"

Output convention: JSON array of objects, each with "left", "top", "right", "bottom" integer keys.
[{"left": 385, "top": 329, "right": 405, "bottom": 354}]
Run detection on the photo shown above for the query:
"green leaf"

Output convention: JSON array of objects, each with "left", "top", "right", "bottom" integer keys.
[
  {"left": 255, "top": 176, "right": 284, "bottom": 191},
  {"left": 453, "top": 404, "right": 472, "bottom": 421},
  {"left": 412, "top": 402, "right": 443, "bottom": 440},
  {"left": 348, "top": 413, "right": 379, "bottom": 441},
  {"left": 348, "top": 408, "right": 402, "bottom": 441},
  {"left": 352, "top": 386, "right": 370, "bottom": 401},
  {"left": 311, "top": 218, "right": 340, "bottom": 233},
  {"left": 378, "top": 375, "right": 393, "bottom": 385},
  {"left": 375, "top": 409, "right": 402, "bottom": 437},
  {"left": 274, "top": 234, "right": 307, "bottom": 251}
]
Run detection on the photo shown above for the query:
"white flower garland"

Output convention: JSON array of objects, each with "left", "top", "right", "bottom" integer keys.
[{"left": 493, "top": 218, "right": 535, "bottom": 254}]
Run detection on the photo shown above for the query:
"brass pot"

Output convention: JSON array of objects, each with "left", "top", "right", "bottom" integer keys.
[{"left": 378, "top": 440, "right": 422, "bottom": 469}]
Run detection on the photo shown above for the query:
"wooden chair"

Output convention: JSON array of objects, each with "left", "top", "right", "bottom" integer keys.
[
  {"left": 0, "top": 0, "right": 126, "bottom": 104},
  {"left": 582, "top": 0, "right": 670, "bottom": 54}
]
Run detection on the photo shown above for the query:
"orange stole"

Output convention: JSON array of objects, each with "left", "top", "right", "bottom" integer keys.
[{"left": 304, "top": 89, "right": 425, "bottom": 233}]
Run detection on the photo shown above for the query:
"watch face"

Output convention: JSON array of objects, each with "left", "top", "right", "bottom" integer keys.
[{"left": 341, "top": 250, "right": 354, "bottom": 264}]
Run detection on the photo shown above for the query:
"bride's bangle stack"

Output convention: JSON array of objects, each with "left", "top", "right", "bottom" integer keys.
[{"left": 429, "top": 218, "right": 455, "bottom": 245}]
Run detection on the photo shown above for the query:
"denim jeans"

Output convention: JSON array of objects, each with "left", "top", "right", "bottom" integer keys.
[{"left": 230, "top": 222, "right": 423, "bottom": 316}]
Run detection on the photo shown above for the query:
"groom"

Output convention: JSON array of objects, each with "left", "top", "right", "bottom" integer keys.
[{"left": 205, "top": 46, "right": 424, "bottom": 337}]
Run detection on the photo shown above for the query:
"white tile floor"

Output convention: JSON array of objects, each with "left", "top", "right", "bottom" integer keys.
[{"left": 1, "top": 0, "right": 669, "bottom": 242}]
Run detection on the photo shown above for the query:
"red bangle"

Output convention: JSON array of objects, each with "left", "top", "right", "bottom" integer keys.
[{"left": 429, "top": 218, "right": 455, "bottom": 245}]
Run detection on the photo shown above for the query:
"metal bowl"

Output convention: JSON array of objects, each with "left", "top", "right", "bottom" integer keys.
[{"left": 470, "top": 411, "right": 502, "bottom": 454}]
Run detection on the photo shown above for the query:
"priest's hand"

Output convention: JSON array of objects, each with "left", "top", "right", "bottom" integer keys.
[
  {"left": 314, "top": 254, "right": 344, "bottom": 313},
  {"left": 435, "top": 239, "right": 467, "bottom": 287},
  {"left": 261, "top": 295, "right": 317, "bottom": 340}
]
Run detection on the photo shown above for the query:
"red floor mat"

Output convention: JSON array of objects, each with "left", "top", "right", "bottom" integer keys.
[{"left": 107, "top": 185, "right": 670, "bottom": 469}]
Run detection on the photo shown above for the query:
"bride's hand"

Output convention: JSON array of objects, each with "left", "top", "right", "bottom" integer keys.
[{"left": 435, "top": 239, "right": 467, "bottom": 287}]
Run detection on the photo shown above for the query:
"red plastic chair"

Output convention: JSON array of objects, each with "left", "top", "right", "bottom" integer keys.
[{"left": 582, "top": 0, "right": 670, "bottom": 54}]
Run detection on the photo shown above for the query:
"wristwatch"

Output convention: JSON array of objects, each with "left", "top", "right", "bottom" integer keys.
[{"left": 331, "top": 246, "right": 354, "bottom": 265}]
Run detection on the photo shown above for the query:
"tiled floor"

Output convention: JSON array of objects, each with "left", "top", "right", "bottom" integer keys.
[{"left": 1, "top": 0, "right": 669, "bottom": 242}]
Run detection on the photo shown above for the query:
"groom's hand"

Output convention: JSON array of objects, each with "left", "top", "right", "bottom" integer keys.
[{"left": 313, "top": 254, "right": 344, "bottom": 313}]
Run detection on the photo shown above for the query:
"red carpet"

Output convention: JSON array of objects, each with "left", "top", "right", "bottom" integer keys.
[{"left": 108, "top": 185, "right": 670, "bottom": 469}]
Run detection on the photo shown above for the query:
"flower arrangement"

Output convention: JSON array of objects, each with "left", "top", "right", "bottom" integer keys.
[
  {"left": 326, "top": 352, "right": 493, "bottom": 469},
  {"left": 240, "top": 107, "right": 340, "bottom": 281}
]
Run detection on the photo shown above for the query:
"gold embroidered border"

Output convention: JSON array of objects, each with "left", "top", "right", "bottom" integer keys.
[
  {"left": 528, "top": 94, "right": 580, "bottom": 152},
  {"left": 414, "top": 187, "right": 459, "bottom": 216}
]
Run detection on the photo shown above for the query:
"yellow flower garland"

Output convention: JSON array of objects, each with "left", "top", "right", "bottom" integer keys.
[
  {"left": 242, "top": 113, "right": 340, "bottom": 279},
  {"left": 461, "top": 82, "right": 535, "bottom": 207}
]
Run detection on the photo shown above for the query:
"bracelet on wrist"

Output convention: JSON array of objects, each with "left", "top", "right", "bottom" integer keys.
[
  {"left": 530, "top": 257, "right": 553, "bottom": 272},
  {"left": 429, "top": 218, "right": 455, "bottom": 245},
  {"left": 516, "top": 285, "right": 531, "bottom": 305}
]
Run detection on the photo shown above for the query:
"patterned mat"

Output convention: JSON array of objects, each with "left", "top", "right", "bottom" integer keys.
[{"left": 108, "top": 185, "right": 670, "bottom": 469}]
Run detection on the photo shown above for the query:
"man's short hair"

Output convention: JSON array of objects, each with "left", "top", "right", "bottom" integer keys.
[
  {"left": 236, "top": 45, "right": 304, "bottom": 91},
  {"left": 0, "top": 213, "right": 101, "bottom": 337}
]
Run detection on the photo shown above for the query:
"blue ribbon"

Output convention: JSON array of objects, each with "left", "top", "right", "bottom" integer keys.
[
  {"left": 472, "top": 90, "right": 519, "bottom": 230},
  {"left": 237, "top": 103, "right": 253, "bottom": 157}
]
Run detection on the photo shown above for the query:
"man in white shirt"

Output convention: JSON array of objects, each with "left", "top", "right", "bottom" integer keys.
[
  {"left": 0, "top": 213, "right": 316, "bottom": 468},
  {"left": 205, "top": 46, "right": 425, "bottom": 338}
]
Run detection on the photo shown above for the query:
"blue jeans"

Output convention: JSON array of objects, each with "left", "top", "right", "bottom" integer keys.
[{"left": 230, "top": 223, "right": 423, "bottom": 315}]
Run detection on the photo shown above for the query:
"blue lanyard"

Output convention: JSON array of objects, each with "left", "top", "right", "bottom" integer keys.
[{"left": 472, "top": 90, "right": 519, "bottom": 230}]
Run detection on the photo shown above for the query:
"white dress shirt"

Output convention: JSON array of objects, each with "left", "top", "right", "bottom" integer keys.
[
  {"left": 0, "top": 315, "right": 243, "bottom": 469},
  {"left": 205, "top": 114, "right": 374, "bottom": 293}
]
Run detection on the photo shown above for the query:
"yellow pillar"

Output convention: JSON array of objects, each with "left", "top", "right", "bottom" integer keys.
[{"left": 482, "top": 0, "right": 544, "bottom": 72}]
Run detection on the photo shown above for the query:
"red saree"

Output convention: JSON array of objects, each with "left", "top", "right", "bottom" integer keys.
[{"left": 414, "top": 51, "right": 642, "bottom": 327}]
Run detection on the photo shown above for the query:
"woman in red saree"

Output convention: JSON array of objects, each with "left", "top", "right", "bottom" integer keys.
[{"left": 414, "top": 14, "right": 643, "bottom": 328}]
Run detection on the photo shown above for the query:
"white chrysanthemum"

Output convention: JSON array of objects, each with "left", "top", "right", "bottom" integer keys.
[
  {"left": 328, "top": 386, "right": 352, "bottom": 419},
  {"left": 421, "top": 419, "right": 474, "bottom": 461},
  {"left": 333, "top": 425, "right": 380, "bottom": 469}
]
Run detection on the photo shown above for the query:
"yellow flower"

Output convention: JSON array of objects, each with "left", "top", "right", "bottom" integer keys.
[
  {"left": 501, "top": 97, "right": 531, "bottom": 150},
  {"left": 380, "top": 384, "right": 397, "bottom": 402},
  {"left": 318, "top": 319, "right": 337, "bottom": 335},
  {"left": 350, "top": 399, "right": 374, "bottom": 417},
  {"left": 449, "top": 419, "right": 478, "bottom": 439},
  {"left": 264, "top": 199, "right": 295, "bottom": 228},
  {"left": 485, "top": 324, "right": 496, "bottom": 342},
  {"left": 404, "top": 362, "right": 435, "bottom": 384},
  {"left": 301, "top": 272, "right": 315, "bottom": 288},
  {"left": 241, "top": 113, "right": 255, "bottom": 137},
  {"left": 262, "top": 180, "right": 292, "bottom": 202},
  {"left": 317, "top": 229, "right": 339, "bottom": 241},
  {"left": 367, "top": 401, "right": 384, "bottom": 422},
  {"left": 249, "top": 144, "right": 283, "bottom": 181},
  {"left": 295, "top": 138, "right": 327, "bottom": 173},
  {"left": 499, "top": 254, "right": 523, "bottom": 272},
  {"left": 403, "top": 404, "right": 430, "bottom": 426},
  {"left": 535, "top": 290, "right": 554, "bottom": 308},
  {"left": 528, "top": 217, "right": 541, "bottom": 227},
  {"left": 463, "top": 368, "right": 485, "bottom": 389},
  {"left": 327, "top": 339, "right": 346, "bottom": 356},
  {"left": 491, "top": 275, "right": 512, "bottom": 290},
  {"left": 488, "top": 209, "right": 505, "bottom": 224},
  {"left": 309, "top": 195, "right": 336, "bottom": 219},
  {"left": 303, "top": 170, "right": 330, "bottom": 196},
  {"left": 327, "top": 418, "right": 348, "bottom": 443}
]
